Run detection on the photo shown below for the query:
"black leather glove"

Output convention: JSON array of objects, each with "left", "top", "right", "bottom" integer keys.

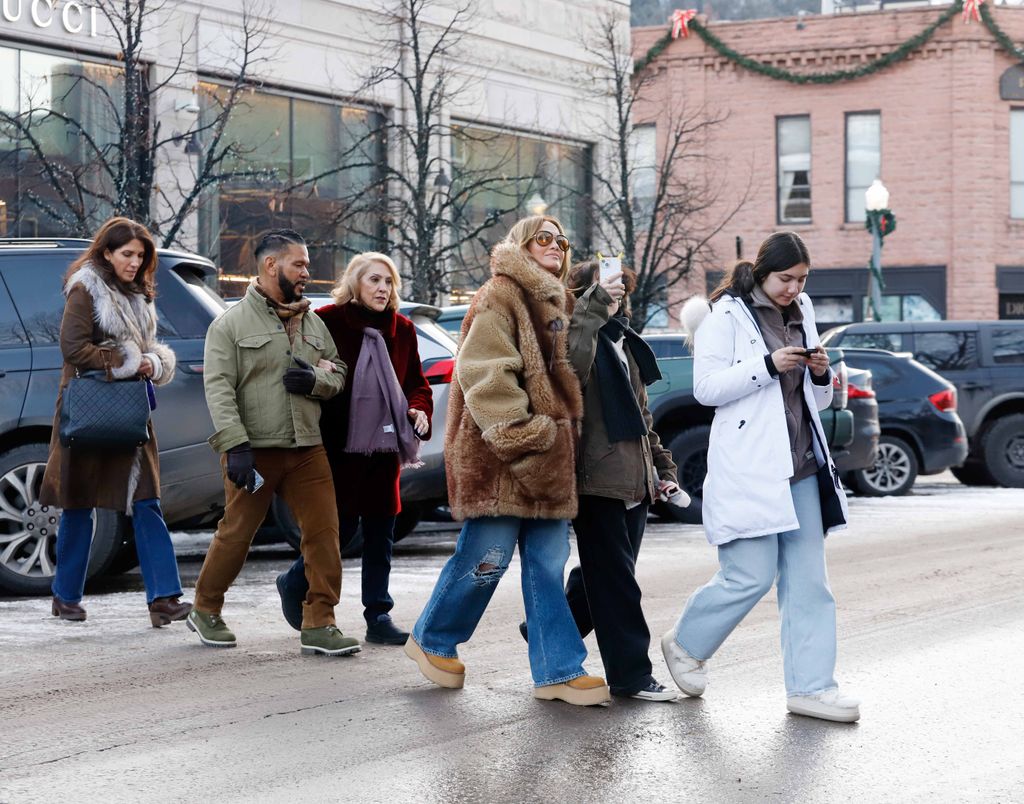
[
  {"left": 283, "top": 356, "right": 316, "bottom": 395},
  {"left": 226, "top": 443, "right": 257, "bottom": 492}
]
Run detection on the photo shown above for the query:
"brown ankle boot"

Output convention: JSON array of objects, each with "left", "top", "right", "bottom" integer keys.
[
  {"left": 148, "top": 596, "right": 193, "bottom": 628},
  {"left": 52, "top": 596, "right": 87, "bottom": 621}
]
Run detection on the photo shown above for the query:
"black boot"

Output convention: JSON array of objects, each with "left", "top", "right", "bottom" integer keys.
[{"left": 365, "top": 614, "right": 409, "bottom": 645}]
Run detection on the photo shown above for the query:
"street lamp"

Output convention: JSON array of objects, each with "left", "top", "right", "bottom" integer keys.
[
  {"left": 864, "top": 179, "right": 896, "bottom": 321},
  {"left": 526, "top": 192, "right": 548, "bottom": 216}
]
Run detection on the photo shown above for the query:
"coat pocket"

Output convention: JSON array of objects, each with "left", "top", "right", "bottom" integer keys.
[
  {"left": 508, "top": 419, "right": 574, "bottom": 503},
  {"left": 237, "top": 334, "right": 274, "bottom": 424}
]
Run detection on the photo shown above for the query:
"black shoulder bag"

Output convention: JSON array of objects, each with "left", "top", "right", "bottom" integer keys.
[{"left": 59, "top": 356, "right": 151, "bottom": 450}]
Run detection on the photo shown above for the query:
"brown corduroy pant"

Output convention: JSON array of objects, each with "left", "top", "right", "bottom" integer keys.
[{"left": 193, "top": 446, "right": 341, "bottom": 629}]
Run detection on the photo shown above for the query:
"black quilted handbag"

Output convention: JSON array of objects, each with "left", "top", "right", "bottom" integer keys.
[{"left": 59, "top": 370, "right": 151, "bottom": 450}]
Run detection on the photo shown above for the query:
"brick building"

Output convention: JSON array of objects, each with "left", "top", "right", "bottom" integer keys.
[{"left": 634, "top": 4, "right": 1024, "bottom": 329}]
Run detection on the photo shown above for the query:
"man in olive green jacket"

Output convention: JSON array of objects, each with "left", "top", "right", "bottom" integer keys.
[{"left": 188, "top": 229, "right": 358, "bottom": 657}]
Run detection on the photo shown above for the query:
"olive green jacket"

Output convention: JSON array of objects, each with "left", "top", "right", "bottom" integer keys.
[
  {"left": 567, "top": 284, "right": 677, "bottom": 502},
  {"left": 204, "top": 282, "right": 346, "bottom": 452}
]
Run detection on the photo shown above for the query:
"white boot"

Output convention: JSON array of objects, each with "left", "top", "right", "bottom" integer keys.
[
  {"left": 660, "top": 629, "right": 708, "bottom": 697},
  {"left": 786, "top": 688, "right": 861, "bottom": 723}
]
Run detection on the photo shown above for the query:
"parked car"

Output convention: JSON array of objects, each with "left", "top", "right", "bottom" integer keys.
[
  {"left": 225, "top": 295, "right": 457, "bottom": 557},
  {"left": 0, "top": 238, "right": 225, "bottom": 596},
  {"left": 821, "top": 320, "right": 1024, "bottom": 487},
  {"left": 436, "top": 304, "right": 470, "bottom": 340},
  {"left": 641, "top": 334, "right": 862, "bottom": 507},
  {"left": 837, "top": 348, "right": 969, "bottom": 495},
  {"left": 832, "top": 364, "right": 882, "bottom": 478}
]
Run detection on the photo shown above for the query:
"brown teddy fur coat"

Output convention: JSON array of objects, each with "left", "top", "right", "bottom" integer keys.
[{"left": 444, "top": 240, "right": 583, "bottom": 521}]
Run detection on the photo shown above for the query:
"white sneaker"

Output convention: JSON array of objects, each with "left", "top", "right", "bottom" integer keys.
[
  {"left": 660, "top": 629, "right": 708, "bottom": 697},
  {"left": 786, "top": 688, "right": 861, "bottom": 723}
]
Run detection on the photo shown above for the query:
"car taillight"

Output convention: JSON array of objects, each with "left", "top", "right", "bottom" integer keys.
[
  {"left": 831, "top": 362, "right": 848, "bottom": 408},
  {"left": 847, "top": 382, "right": 875, "bottom": 399},
  {"left": 929, "top": 388, "right": 957, "bottom": 412},
  {"left": 424, "top": 358, "right": 455, "bottom": 385}
]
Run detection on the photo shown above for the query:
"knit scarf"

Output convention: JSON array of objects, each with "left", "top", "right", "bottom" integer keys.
[
  {"left": 594, "top": 316, "right": 662, "bottom": 443},
  {"left": 252, "top": 279, "right": 310, "bottom": 343},
  {"left": 344, "top": 327, "right": 422, "bottom": 468}
]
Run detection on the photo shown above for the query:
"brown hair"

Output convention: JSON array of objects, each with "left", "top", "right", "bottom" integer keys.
[
  {"left": 709, "top": 231, "right": 810, "bottom": 303},
  {"left": 331, "top": 251, "right": 402, "bottom": 311},
  {"left": 503, "top": 215, "right": 572, "bottom": 282},
  {"left": 66, "top": 216, "right": 158, "bottom": 301},
  {"left": 568, "top": 259, "right": 637, "bottom": 317}
]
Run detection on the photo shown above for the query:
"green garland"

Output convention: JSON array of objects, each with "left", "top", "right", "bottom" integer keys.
[{"left": 635, "top": 1, "right": 1024, "bottom": 83}]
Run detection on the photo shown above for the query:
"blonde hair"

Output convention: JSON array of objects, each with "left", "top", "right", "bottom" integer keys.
[
  {"left": 331, "top": 252, "right": 402, "bottom": 310},
  {"left": 503, "top": 215, "right": 572, "bottom": 282}
]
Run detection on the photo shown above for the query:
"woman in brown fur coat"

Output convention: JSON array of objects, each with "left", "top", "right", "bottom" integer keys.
[
  {"left": 40, "top": 218, "right": 191, "bottom": 627},
  {"left": 404, "top": 216, "right": 610, "bottom": 706}
]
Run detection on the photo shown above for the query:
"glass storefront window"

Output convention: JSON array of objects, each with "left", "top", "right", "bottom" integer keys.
[
  {"left": 198, "top": 85, "right": 384, "bottom": 295},
  {"left": 0, "top": 46, "right": 124, "bottom": 236},
  {"left": 450, "top": 124, "right": 591, "bottom": 288},
  {"left": 861, "top": 293, "right": 941, "bottom": 322}
]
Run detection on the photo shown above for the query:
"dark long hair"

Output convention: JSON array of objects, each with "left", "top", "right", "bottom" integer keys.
[
  {"left": 65, "top": 217, "right": 158, "bottom": 301},
  {"left": 567, "top": 259, "right": 637, "bottom": 317},
  {"left": 710, "top": 231, "right": 810, "bottom": 303}
]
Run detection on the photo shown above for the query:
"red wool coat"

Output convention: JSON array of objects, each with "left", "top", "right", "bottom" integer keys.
[{"left": 316, "top": 302, "right": 433, "bottom": 517}]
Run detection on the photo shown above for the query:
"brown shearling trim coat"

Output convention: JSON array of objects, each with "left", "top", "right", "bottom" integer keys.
[{"left": 445, "top": 241, "right": 583, "bottom": 521}]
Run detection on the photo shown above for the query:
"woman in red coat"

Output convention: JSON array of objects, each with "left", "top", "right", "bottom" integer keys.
[{"left": 276, "top": 252, "right": 433, "bottom": 645}]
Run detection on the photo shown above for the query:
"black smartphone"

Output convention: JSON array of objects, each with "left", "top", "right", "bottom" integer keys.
[{"left": 801, "top": 348, "right": 817, "bottom": 357}]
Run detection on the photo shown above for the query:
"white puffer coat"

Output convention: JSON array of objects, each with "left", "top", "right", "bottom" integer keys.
[{"left": 684, "top": 292, "right": 849, "bottom": 545}]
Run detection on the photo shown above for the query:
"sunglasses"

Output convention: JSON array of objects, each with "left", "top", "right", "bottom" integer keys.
[{"left": 531, "top": 231, "right": 571, "bottom": 252}]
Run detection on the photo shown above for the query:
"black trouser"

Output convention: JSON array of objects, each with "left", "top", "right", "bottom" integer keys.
[
  {"left": 285, "top": 514, "right": 397, "bottom": 623},
  {"left": 566, "top": 495, "right": 653, "bottom": 696}
]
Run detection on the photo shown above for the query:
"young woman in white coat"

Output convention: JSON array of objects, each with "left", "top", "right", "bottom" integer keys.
[{"left": 662, "top": 232, "right": 859, "bottom": 723}]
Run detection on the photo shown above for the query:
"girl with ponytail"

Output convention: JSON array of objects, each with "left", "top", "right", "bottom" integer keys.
[{"left": 664, "top": 231, "right": 860, "bottom": 723}]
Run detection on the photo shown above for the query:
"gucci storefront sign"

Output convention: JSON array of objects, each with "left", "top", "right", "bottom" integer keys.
[{"left": 1, "top": 1, "right": 97, "bottom": 37}]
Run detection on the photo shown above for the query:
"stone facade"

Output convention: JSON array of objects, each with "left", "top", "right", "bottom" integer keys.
[{"left": 633, "top": 5, "right": 1024, "bottom": 325}]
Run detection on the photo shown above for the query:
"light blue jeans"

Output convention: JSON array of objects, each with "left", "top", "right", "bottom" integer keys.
[
  {"left": 412, "top": 516, "right": 588, "bottom": 687},
  {"left": 674, "top": 475, "right": 838, "bottom": 696}
]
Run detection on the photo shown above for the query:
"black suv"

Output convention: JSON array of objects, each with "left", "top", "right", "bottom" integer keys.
[
  {"left": 821, "top": 321, "right": 1024, "bottom": 487},
  {"left": 0, "top": 239, "right": 226, "bottom": 595}
]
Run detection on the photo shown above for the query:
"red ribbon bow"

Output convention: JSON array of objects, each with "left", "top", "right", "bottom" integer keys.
[
  {"left": 962, "top": 0, "right": 983, "bottom": 24},
  {"left": 670, "top": 9, "right": 697, "bottom": 39}
]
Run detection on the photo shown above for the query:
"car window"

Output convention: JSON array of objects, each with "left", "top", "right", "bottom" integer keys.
[
  {"left": 840, "top": 332, "right": 903, "bottom": 351},
  {"left": 850, "top": 357, "right": 899, "bottom": 389},
  {"left": 1, "top": 256, "right": 67, "bottom": 344},
  {"left": 990, "top": 328, "right": 1024, "bottom": 364},
  {"left": 647, "top": 339, "right": 691, "bottom": 359},
  {"left": 914, "top": 331, "right": 976, "bottom": 372},
  {"left": 409, "top": 315, "right": 457, "bottom": 362},
  {"left": 0, "top": 279, "right": 29, "bottom": 347},
  {"left": 156, "top": 262, "right": 226, "bottom": 339}
]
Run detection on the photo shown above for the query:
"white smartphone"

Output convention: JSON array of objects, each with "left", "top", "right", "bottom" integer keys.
[
  {"left": 598, "top": 255, "right": 621, "bottom": 282},
  {"left": 250, "top": 469, "right": 265, "bottom": 494}
]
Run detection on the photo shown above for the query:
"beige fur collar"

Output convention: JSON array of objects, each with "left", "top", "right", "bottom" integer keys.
[{"left": 490, "top": 241, "right": 567, "bottom": 307}]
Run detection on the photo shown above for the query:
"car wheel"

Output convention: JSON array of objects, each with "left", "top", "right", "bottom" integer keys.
[
  {"left": 950, "top": 461, "right": 996, "bottom": 487},
  {"left": 269, "top": 494, "right": 366, "bottom": 558},
  {"left": 981, "top": 414, "right": 1024, "bottom": 488},
  {"left": 852, "top": 435, "right": 919, "bottom": 496},
  {"left": 667, "top": 426, "right": 711, "bottom": 499},
  {"left": 0, "top": 444, "right": 123, "bottom": 596}
]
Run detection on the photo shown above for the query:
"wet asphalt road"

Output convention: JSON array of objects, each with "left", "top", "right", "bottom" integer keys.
[{"left": 1, "top": 473, "right": 1022, "bottom": 803}]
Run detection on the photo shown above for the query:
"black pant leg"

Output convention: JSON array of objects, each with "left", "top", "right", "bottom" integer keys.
[
  {"left": 564, "top": 563, "right": 594, "bottom": 638},
  {"left": 573, "top": 495, "right": 654, "bottom": 696},
  {"left": 360, "top": 514, "right": 397, "bottom": 622}
]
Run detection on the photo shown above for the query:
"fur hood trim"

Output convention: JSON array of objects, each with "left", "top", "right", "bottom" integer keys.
[
  {"left": 65, "top": 263, "right": 176, "bottom": 386},
  {"left": 680, "top": 295, "right": 711, "bottom": 344}
]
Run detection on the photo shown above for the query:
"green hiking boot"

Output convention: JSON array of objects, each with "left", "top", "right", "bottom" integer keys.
[
  {"left": 186, "top": 609, "right": 237, "bottom": 647},
  {"left": 300, "top": 625, "right": 361, "bottom": 656}
]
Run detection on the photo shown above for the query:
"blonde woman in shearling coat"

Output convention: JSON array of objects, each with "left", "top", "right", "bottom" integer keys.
[
  {"left": 40, "top": 218, "right": 192, "bottom": 628},
  {"left": 404, "top": 216, "right": 610, "bottom": 707}
]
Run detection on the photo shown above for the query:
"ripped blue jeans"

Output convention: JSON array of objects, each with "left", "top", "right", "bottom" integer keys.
[{"left": 412, "top": 516, "right": 588, "bottom": 686}]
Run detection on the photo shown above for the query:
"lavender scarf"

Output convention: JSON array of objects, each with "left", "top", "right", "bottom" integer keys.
[{"left": 344, "top": 327, "right": 422, "bottom": 468}]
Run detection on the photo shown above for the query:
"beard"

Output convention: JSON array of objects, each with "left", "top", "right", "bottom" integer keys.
[{"left": 278, "top": 272, "right": 302, "bottom": 303}]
